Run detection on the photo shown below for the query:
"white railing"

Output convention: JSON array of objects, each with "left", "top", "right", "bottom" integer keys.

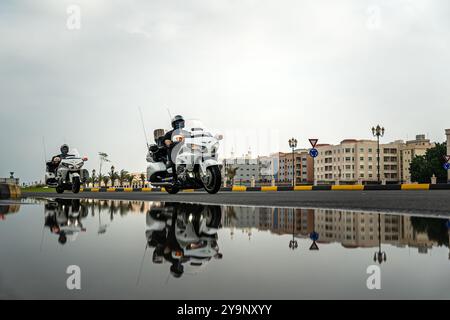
[{"left": 0, "top": 178, "right": 19, "bottom": 185}]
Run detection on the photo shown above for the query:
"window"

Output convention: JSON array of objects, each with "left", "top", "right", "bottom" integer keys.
[{"left": 360, "top": 157, "right": 364, "bottom": 161}]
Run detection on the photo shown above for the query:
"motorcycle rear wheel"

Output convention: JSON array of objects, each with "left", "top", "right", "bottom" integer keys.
[
  {"left": 56, "top": 185, "right": 65, "bottom": 194},
  {"left": 165, "top": 185, "right": 180, "bottom": 194}
]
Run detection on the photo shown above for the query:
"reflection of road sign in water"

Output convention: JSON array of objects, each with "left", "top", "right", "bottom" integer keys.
[
  {"left": 309, "top": 148, "right": 319, "bottom": 158},
  {"left": 444, "top": 163, "right": 450, "bottom": 170},
  {"left": 310, "top": 231, "right": 319, "bottom": 242},
  {"left": 446, "top": 220, "right": 450, "bottom": 229},
  {"left": 309, "top": 139, "right": 319, "bottom": 148},
  {"left": 309, "top": 242, "right": 319, "bottom": 251}
]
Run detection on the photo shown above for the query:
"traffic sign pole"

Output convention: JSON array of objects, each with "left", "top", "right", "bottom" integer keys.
[{"left": 309, "top": 139, "right": 319, "bottom": 186}]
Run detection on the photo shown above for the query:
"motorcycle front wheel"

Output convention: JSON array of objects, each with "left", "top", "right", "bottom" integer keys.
[
  {"left": 202, "top": 165, "right": 222, "bottom": 194},
  {"left": 72, "top": 177, "right": 81, "bottom": 194},
  {"left": 56, "top": 185, "right": 65, "bottom": 194}
]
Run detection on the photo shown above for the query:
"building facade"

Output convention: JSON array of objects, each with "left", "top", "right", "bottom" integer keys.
[
  {"left": 222, "top": 151, "right": 260, "bottom": 183},
  {"left": 314, "top": 139, "right": 404, "bottom": 184},
  {"left": 400, "top": 135, "right": 434, "bottom": 183},
  {"left": 278, "top": 149, "right": 314, "bottom": 184}
]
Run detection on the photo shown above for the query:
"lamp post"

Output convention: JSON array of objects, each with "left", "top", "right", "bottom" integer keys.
[
  {"left": 373, "top": 214, "right": 387, "bottom": 264},
  {"left": 289, "top": 138, "right": 298, "bottom": 187},
  {"left": 372, "top": 125, "right": 385, "bottom": 184},
  {"left": 110, "top": 165, "right": 115, "bottom": 187},
  {"left": 92, "top": 169, "right": 96, "bottom": 187}
]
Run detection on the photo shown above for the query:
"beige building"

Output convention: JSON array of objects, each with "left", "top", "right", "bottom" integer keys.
[
  {"left": 278, "top": 150, "right": 314, "bottom": 184},
  {"left": 400, "top": 135, "right": 435, "bottom": 183},
  {"left": 315, "top": 139, "right": 403, "bottom": 184}
]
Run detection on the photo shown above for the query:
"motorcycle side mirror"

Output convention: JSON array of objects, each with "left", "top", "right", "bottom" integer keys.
[
  {"left": 82, "top": 157, "right": 88, "bottom": 161},
  {"left": 215, "top": 134, "right": 224, "bottom": 141}
]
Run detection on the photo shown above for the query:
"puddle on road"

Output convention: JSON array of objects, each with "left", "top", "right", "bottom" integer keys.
[{"left": 0, "top": 198, "right": 449, "bottom": 299}]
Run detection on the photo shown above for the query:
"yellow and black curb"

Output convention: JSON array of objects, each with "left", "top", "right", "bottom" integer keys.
[
  {"left": 80, "top": 183, "right": 450, "bottom": 193},
  {"left": 0, "top": 184, "right": 22, "bottom": 199}
]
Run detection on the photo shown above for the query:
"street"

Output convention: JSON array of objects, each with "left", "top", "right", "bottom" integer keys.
[{"left": 23, "top": 190, "right": 450, "bottom": 215}]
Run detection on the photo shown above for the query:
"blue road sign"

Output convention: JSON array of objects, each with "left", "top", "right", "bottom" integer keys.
[
  {"left": 446, "top": 220, "right": 450, "bottom": 229},
  {"left": 310, "top": 232, "right": 319, "bottom": 242},
  {"left": 444, "top": 163, "right": 450, "bottom": 170},
  {"left": 309, "top": 148, "right": 319, "bottom": 158}
]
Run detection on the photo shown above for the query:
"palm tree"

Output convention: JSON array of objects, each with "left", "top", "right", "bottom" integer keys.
[
  {"left": 102, "top": 176, "right": 110, "bottom": 187},
  {"left": 140, "top": 173, "right": 146, "bottom": 187},
  {"left": 86, "top": 177, "right": 94, "bottom": 188},
  {"left": 226, "top": 166, "right": 239, "bottom": 186},
  {"left": 109, "top": 171, "right": 118, "bottom": 187},
  {"left": 126, "top": 174, "right": 135, "bottom": 188},
  {"left": 118, "top": 170, "right": 129, "bottom": 187},
  {"left": 97, "top": 173, "right": 103, "bottom": 187}
]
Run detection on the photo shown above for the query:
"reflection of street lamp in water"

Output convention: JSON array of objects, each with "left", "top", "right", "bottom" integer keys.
[
  {"left": 289, "top": 210, "right": 298, "bottom": 250},
  {"left": 98, "top": 205, "right": 108, "bottom": 235},
  {"left": 374, "top": 214, "right": 387, "bottom": 264}
]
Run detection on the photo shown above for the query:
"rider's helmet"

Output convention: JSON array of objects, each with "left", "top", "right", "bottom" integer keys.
[
  {"left": 60, "top": 144, "right": 69, "bottom": 155},
  {"left": 171, "top": 115, "right": 185, "bottom": 130}
]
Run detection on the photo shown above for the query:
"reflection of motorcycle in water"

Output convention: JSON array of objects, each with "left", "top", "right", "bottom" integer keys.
[
  {"left": 145, "top": 203, "right": 223, "bottom": 278},
  {"left": 44, "top": 199, "right": 88, "bottom": 245}
]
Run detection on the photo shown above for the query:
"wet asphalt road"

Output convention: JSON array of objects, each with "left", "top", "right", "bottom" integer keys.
[{"left": 23, "top": 190, "right": 450, "bottom": 215}]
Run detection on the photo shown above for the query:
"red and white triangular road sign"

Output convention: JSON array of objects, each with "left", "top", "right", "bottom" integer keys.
[
  {"left": 444, "top": 155, "right": 450, "bottom": 163},
  {"left": 309, "top": 139, "right": 319, "bottom": 148}
]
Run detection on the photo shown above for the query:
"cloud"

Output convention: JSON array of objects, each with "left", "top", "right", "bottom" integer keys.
[{"left": 1, "top": 0, "right": 449, "bottom": 182}]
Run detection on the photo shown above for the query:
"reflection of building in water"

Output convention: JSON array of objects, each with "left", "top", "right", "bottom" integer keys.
[
  {"left": 314, "top": 209, "right": 402, "bottom": 248},
  {"left": 222, "top": 206, "right": 442, "bottom": 252}
]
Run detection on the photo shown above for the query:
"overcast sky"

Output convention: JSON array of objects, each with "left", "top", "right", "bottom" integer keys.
[{"left": 1, "top": 0, "right": 450, "bottom": 183}]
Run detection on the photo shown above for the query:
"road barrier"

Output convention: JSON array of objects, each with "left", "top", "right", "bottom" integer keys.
[
  {"left": 80, "top": 183, "right": 450, "bottom": 193},
  {"left": 0, "top": 183, "right": 22, "bottom": 199}
]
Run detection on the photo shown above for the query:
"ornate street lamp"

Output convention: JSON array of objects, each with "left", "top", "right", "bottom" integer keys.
[
  {"left": 92, "top": 169, "right": 96, "bottom": 187},
  {"left": 289, "top": 138, "right": 298, "bottom": 187},
  {"left": 371, "top": 125, "right": 385, "bottom": 183},
  {"left": 110, "top": 165, "right": 115, "bottom": 187}
]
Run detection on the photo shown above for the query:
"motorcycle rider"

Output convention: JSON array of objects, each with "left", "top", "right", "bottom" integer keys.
[
  {"left": 47, "top": 144, "right": 70, "bottom": 173},
  {"left": 163, "top": 115, "right": 186, "bottom": 174}
]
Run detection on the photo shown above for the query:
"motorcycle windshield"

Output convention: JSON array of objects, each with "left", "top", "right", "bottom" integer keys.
[
  {"left": 66, "top": 148, "right": 81, "bottom": 159},
  {"left": 184, "top": 119, "right": 206, "bottom": 132},
  {"left": 183, "top": 119, "right": 217, "bottom": 139}
]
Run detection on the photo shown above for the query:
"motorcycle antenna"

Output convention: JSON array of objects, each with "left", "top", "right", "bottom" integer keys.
[
  {"left": 39, "top": 224, "right": 45, "bottom": 252},
  {"left": 42, "top": 136, "right": 48, "bottom": 162},
  {"left": 167, "top": 108, "right": 172, "bottom": 121},
  {"left": 138, "top": 107, "right": 150, "bottom": 150},
  {"left": 136, "top": 243, "right": 149, "bottom": 286}
]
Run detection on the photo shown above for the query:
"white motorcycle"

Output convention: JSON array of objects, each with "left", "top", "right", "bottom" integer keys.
[
  {"left": 146, "top": 119, "right": 222, "bottom": 194},
  {"left": 45, "top": 149, "right": 89, "bottom": 194}
]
